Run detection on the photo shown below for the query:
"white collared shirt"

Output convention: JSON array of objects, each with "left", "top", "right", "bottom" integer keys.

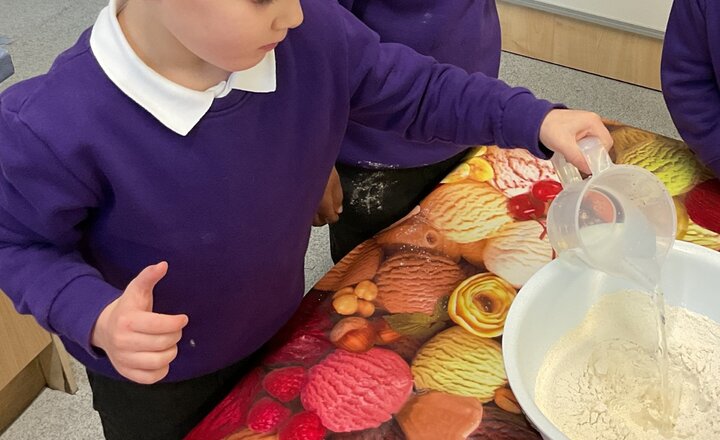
[{"left": 90, "top": 0, "right": 277, "bottom": 135}]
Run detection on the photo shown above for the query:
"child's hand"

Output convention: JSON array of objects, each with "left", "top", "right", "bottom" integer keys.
[
  {"left": 539, "top": 109, "right": 614, "bottom": 173},
  {"left": 91, "top": 262, "right": 188, "bottom": 384},
  {"left": 313, "top": 167, "right": 344, "bottom": 226}
]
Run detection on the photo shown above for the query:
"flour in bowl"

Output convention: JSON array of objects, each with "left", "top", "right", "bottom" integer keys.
[{"left": 535, "top": 290, "right": 720, "bottom": 439}]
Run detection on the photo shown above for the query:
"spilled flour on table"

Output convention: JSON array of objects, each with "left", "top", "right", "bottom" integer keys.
[{"left": 535, "top": 291, "right": 720, "bottom": 439}]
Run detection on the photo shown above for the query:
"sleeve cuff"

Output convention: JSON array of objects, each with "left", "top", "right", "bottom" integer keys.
[
  {"left": 500, "top": 91, "right": 566, "bottom": 159},
  {"left": 48, "top": 275, "right": 122, "bottom": 359}
]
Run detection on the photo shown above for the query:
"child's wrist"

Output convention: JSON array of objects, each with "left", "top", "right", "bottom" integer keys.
[{"left": 90, "top": 300, "right": 117, "bottom": 351}]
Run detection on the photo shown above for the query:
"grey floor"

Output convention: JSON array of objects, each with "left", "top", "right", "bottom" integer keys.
[{"left": 0, "top": 1, "right": 678, "bottom": 439}]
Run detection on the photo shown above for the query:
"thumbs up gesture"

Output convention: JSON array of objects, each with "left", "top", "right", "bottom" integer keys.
[{"left": 91, "top": 262, "right": 189, "bottom": 384}]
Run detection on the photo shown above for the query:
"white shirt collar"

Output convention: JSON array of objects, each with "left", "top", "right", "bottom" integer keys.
[{"left": 90, "top": 0, "right": 276, "bottom": 135}]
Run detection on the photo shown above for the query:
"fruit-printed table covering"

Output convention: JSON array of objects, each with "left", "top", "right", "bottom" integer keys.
[{"left": 185, "top": 122, "right": 719, "bottom": 440}]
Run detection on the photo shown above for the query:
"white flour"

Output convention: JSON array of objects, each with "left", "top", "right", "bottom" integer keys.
[
  {"left": 347, "top": 172, "right": 393, "bottom": 215},
  {"left": 535, "top": 291, "right": 720, "bottom": 439}
]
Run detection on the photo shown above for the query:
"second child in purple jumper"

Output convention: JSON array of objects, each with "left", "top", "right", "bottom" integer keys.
[
  {"left": 314, "top": 0, "right": 504, "bottom": 262},
  {"left": 662, "top": 0, "right": 720, "bottom": 177}
]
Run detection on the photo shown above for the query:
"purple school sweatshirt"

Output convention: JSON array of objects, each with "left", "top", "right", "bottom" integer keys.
[
  {"left": 0, "top": 0, "right": 554, "bottom": 381},
  {"left": 338, "top": 0, "right": 502, "bottom": 167},
  {"left": 662, "top": 0, "right": 720, "bottom": 176}
]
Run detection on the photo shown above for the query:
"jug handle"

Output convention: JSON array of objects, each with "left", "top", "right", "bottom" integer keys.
[
  {"left": 550, "top": 151, "right": 582, "bottom": 186},
  {"left": 550, "top": 136, "right": 612, "bottom": 185}
]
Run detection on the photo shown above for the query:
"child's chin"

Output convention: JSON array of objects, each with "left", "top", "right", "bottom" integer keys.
[{"left": 225, "top": 54, "right": 267, "bottom": 72}]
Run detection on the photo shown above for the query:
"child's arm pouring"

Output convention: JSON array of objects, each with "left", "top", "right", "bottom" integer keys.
[{"left": 338, "top": 4, "right": 611, "bottom": 170}]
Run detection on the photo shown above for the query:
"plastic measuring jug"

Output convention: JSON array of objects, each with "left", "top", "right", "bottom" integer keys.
[{"left": 546, "top": 137, "right": 676, "bottom": 289}]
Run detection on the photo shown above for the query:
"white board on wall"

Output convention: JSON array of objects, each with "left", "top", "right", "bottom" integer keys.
[{"left": 502, "top": 0, "right": 673, "bottom": 37}]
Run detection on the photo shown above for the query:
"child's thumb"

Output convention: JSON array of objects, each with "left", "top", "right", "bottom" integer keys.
[{"left": 123, "top": 262, "right": 168, "bottom": 312}]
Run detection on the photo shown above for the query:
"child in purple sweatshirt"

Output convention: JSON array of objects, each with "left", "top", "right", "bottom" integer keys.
[
  {"left": 315, "top": 0, "right": 503, "bottom": 262},
  {"left": 0, "top": 0, "right": 610, "bottom": 437},
  {"left": 662, "top": 0, "right": 720, "bottom": 176}
]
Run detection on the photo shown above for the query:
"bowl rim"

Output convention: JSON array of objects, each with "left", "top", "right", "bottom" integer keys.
[{"left": 502, "top": 240, "right": 720, "bottom": 439}]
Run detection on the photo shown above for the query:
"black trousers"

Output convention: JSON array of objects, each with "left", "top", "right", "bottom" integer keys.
[
  {"left": 329, "top": 150, "right": 468, "bottom": 263},
  {"left": 87, "top": 357, "right": 253, "bottom": 440}
]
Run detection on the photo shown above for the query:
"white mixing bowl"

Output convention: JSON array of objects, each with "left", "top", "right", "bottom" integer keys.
[{"left": 502, "top": 241, "right": 720, "bottom": 440}]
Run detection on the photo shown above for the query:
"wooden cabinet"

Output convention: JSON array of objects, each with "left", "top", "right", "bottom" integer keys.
[
  {"left": 498, "top": 1, "right": 663, "bottom": 90},
  {"left": 0, "top": 291, "right": 76, "bottom": 432}
]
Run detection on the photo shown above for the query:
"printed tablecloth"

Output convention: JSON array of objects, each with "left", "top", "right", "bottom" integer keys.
[{"left": 185, "top": 121, "right": 719, "bottom": 440}]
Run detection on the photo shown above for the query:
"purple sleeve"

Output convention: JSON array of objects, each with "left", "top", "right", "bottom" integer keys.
[
  {"left": 0, "top": 106, "right": 122, "bottom": 357},
  {"left": 340, "top": 4, "right": 558, "bottom": 159},
  {"left": 661, "top": 0, "right": 720, "bottom": 176}
]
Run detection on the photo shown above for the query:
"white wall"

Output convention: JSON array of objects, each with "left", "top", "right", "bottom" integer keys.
[{"left": 532, "top": 0, "right": 673, "bottom": 32}]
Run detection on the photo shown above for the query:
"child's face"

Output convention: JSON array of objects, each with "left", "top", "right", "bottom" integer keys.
[{"left": 156, "top": 0, "right": 304, "bottom": 72}]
